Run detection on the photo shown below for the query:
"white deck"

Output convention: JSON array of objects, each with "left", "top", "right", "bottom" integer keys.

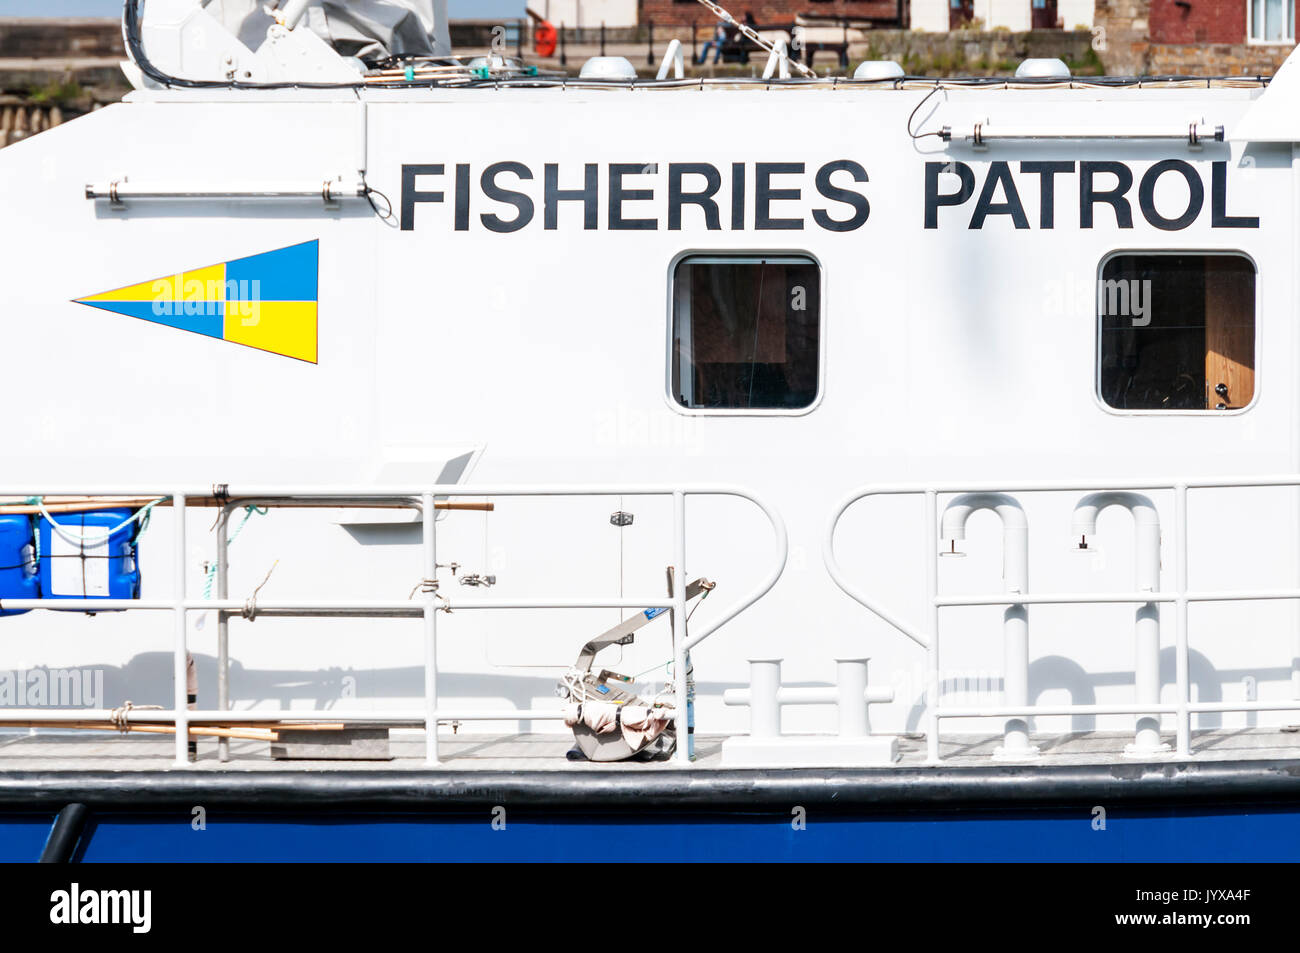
[{"left": 3, "top": 727, "right": 1299, "bottom": 772}]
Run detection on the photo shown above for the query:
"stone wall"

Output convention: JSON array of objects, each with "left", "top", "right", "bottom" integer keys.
[
  {"left": 0, "top": 102, "right": 65, "bottom": 148},
  {"left": 0, "top": 18, "right": 124, "bottom": 60},
  {"left": 858, "top": 27, "right": 1102, "bottom": 74},
  {"left": 0, "top": 18, "right": 127, "bottom": 148},
  {"left": 1093, "top": 0, "right": 1149, "bottom": 73},
  {"left": 1148, "top": 40, "right": 1293, "bottom": 72}
]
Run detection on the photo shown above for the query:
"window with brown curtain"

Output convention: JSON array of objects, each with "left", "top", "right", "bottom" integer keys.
[{"left": 1098, "top": 253, "right": 1256, "bottom": 411}]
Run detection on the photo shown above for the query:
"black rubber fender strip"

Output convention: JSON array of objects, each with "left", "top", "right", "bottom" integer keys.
[
  {"left": 38, "top": 803, "right": 89, "bottom": 863},
  {"left": 3, "top": 760, "right": 1300, "bottom": 814}
]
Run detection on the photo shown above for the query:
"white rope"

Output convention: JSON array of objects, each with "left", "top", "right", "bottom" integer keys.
[
  {"left": 242, "top": 560, "right": 279, "bottom": 621},
  {"left": 37, "top": 497, "right": 167, "bottom": 548},
  {"left": 109, "top": 700, "right": 163, "bottom": 732}
]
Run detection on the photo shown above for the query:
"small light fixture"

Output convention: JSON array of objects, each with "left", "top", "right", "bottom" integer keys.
[
  {"left": 579, "top": 56, "right": 638, "bottom": 80},
  {"left": 854, "top": 60, "right": 905, "bottom": 81},
  {"left": 1014, "top": 58, "right": 1071, "bottom": 80}
]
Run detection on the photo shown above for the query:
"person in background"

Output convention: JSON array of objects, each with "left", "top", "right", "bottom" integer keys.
[{"left": 698, "top": 21, "right": 728, "bottom": 64}]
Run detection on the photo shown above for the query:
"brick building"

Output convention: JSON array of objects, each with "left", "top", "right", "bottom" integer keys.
[
  {"left": 1150, "top": 0, "right": 1293, "bottom": 43},
  {"left": 1095, "top": 0, "right": 1296, "bottom": 74}
]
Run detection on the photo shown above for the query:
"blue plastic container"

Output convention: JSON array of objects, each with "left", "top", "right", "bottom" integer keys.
[
  {"left": 38, "top": 508, "right": 141, "bottom": 605},
  {"left": 0, "top": 515, "right": 40, "bottom": 616}
]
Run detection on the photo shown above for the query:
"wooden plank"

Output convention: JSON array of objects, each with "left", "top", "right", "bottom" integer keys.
[{"left": 8, "top": 722, "right": 279, "bottom": 742}]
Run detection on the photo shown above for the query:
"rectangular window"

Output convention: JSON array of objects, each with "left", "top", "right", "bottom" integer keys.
[
  {"left": 1251, "top": 0, "right": 1294, "bottom": 42},
  {"left": 1098, "top": 253, "right": 1256, "bottom": 412},
  {"left": 671, "top": 255, "right": 821, "bottom": 411}
]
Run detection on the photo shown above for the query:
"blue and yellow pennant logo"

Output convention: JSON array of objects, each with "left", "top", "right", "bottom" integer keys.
[{"left": 75, "top": 240, "right": 318, "bottom": 363}]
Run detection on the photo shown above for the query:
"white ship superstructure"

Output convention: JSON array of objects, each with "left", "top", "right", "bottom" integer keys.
[{"left": 0, "top": 1, "right": 1298, "bottom": 790}]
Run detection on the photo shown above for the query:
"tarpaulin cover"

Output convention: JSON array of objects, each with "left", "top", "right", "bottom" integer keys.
[{"left": 202, "top": 0, "right": 451, "bottom": 60}]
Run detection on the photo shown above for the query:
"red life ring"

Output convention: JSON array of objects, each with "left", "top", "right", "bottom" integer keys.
[{"left": 535, "top": 21, "right": 557, "bottom": 58}]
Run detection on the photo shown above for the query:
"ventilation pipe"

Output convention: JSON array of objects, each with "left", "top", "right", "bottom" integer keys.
[
  {"left": 277, "top": 0, "right": 313, "bottom": 29},
  {"left": 657, "top": 38, "right": 685, "bottom": 80},
  {"left": 941, "top": 494, "right": 1036, "bottom": 759},
  {"left": 1072, "top": 492, "right": 1169, "bottom": 756},
  {"left": 763, "top": 38, "right": 792, "bottom": 80}
]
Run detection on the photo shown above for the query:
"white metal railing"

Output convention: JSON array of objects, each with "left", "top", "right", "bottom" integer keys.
[
  {"left": 824, "top": 476, "right": 1300, "bottom": 764},
  {"left": 656, "top": 38, "right": 685, "bottom": 80},
  {"left": 0, "top": 484, "right": 787, "bottom": 767}
]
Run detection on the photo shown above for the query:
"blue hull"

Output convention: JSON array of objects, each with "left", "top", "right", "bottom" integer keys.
[{"left": 8, "top": 805, "right": 1300, "bottom": 862}]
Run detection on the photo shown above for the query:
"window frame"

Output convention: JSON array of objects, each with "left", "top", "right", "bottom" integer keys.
[
  {"left": 1094, "top": 248, "right": 1261, "bottom": 417},
  {"left": 664, "top": 249, "right": 827, "bottom": 418},
  {"left": 1247, "top": 0, "right": 1295, "bottom": 45}
]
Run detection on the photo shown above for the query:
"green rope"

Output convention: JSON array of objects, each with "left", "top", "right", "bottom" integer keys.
[
  {"left": 629, "top": 590, "right": 712, "bottom": 682},
  {"left": 202, "top": 505, "right": 267, "bottom": 600},
  {"left": 127, "top": 496, "right": 169, "bottom": 546},
  {"left": 632, "top": 660, "right": 674, "bottom": 681}
]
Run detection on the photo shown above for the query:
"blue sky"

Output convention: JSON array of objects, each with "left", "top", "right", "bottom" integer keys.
[{"left": 0, "top": 1, "right": 526, "bottom": 16}]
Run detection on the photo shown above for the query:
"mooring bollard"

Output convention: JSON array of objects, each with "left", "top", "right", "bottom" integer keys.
[
  {"left": 837, "top": 657, "right": 874, "bottom": 738},
  {"left": 743, "top": 657, "right": 783, "bottom": 738},
  {"left": 721, "top": 657, "right": 898, "bottom": 766}
]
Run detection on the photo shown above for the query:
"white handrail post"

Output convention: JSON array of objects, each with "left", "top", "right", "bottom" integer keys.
[
  {"left": 942, "top": 492, "right": 1036, "bottom": 760},
  {"left": 423, "top": 492, "right": 440, "bottom": 766},
  {"left": 1073, "top": 492, "right": 1168, "bottom": 756},
  {"left": 657, "top": 38, "right": 684, "bottom": 79},
  {"left": 672, "top": 489, "right": 691, "bottom": 764},
  {"left": 925, "top": 488, "right": 941, "bottom": 763},
  {"left": 216, "top": 504, "right": 230, "bottom": 763},
  {"left": 172, "top": 492, "right": 189, "bottom": 767},
  {"left": 1175, "top": 484, "right": 1191, "bottom": 756}
]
